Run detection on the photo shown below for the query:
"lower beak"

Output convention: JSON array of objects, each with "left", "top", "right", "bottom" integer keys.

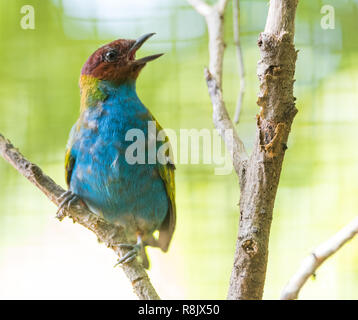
[
  {"left": 133, "top": 53, "right": 164, "bottom": 65},
  {"left": 128, "top": 33, "right": 164, "bottom": 65}
]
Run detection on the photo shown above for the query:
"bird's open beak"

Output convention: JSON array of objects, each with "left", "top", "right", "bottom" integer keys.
[{"left": 128, "top": 33, "right": 164, "bottom": 65}]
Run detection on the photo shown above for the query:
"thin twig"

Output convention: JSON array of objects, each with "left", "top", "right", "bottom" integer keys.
[
  {"left": 217, "top": 0, "right": 229, "bottom": 13},
  {"left": 232, "top": 0, "right": 245, "bottom": 124},
  {"left": 187, "top": 0, "right": 211, "bottom": 16},
  {"left": 188, "top": 0, "right": 248, "bottom": 177},
  {"left": 0, "top": 133, "right": 160, "bottom": 300},
  {"left": 205, "top": 68, "right": 247, "bottom": 176},
  {"left": 281, "top": 217, "right": 358, "bottom": 300}
]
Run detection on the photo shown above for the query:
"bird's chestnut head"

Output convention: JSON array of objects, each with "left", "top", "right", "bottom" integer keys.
[{"left": 81, "top": 33, "right": 163, "bottom": 84}]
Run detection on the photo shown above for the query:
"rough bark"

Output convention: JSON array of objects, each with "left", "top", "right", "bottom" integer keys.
[
  {"left": 0, "top": 133, "right": 160, "bottom": 300},
  {"left": 227, "top": 0, "right": 298, "bottom": 300},
  {"left": 189, "top": 0, "right": 299, "bottom": 300}
]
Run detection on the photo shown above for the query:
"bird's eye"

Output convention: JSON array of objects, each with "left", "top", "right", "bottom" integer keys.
[{"left": 104, "top": 50, "right": 118, "bottom": 62}]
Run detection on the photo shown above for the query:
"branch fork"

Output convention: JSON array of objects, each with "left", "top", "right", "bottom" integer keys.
[{"left": 189, "top": 0, "right": 299, "bottom": 300}]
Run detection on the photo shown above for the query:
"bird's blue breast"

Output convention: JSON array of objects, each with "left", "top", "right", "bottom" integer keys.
[{"left": 69, "top": 81, "right": 168, "bottom": 236}]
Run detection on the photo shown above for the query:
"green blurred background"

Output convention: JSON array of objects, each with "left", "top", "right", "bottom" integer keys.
[{"left": 0, "top": 0, "right": 358, "bottom": 299}]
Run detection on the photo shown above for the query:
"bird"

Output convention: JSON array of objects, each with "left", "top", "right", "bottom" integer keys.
[{"left": 57, "top": 33, "right": 176, "bottom": 269}]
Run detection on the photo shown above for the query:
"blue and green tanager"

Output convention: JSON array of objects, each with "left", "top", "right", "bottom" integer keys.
[{"left": 57, "top": 33, "right": 176, "bottom": 268}]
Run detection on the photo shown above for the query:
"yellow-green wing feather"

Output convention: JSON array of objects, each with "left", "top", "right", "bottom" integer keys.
[
  {"left": 157, "top": 160, "right": 176, "bottom": 252},
  {"left": 64, "top": 122, "right": 78, "bottom": 187},
  {"left": 154, "top": 119, "right": 176, "bottom": 252}
]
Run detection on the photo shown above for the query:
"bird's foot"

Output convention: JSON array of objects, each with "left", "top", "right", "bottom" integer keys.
[
  {"left": 114, "top": 234, "right": 143, "bottom": 267},
  {"left": 114, "top": 243, "right": 141, "bottom": 267},
  {"left": 56, "top": 190, "right": 80, "bottom": 219}
]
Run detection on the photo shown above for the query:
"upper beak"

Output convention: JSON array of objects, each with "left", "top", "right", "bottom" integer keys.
[{"left": 128, "top": 33, "right": 163, "bottom": 65}]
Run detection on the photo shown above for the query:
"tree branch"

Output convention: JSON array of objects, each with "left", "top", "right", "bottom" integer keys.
[
  {"left": 232, "top": 0, "right": 245, "bottom": 124},
  {"left": 0, "top": 133, "right": 160, "bottom": 300},
  {"left": 227, "top": 0, "right": 299, "bottom": 300},
  {"left": 280, "top": 217, "right": 358, "bottom": 300},
  {"left": 188, "top": 0, "right": 248, "bottom": 177},
  {"left": 189, "top": 0, "right": 298, "bottom": 300},
  {"left": 187, "top": 0, "right": 212, "bottom": 16},
  {"left": 205, "top": 68, "right": 248, "bottom": 176},
  {"left": 216, "top": 0, "right": 229, "bottom": 15}
]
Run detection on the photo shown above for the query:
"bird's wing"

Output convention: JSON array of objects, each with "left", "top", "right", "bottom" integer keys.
[
  {"left": 157, "top": 161, "right": 176, "bottom": 252},
  {"left": 155, "top": 122, "right": 176, "bottom": 252},
  {"left": 64, "top": 122, "right": 78, "bottom": 187}
]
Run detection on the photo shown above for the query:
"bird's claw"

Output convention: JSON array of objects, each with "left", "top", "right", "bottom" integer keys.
[
  {"left": 56, "top": 190, "right": 80, "bottom": 218},
  {"left": 114, "top": 243, "right": 141, "bottom": 267}
]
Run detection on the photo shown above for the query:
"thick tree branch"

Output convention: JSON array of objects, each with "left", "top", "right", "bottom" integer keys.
[
  {"left": 227, "top": 0, "right": 298, "bottom": 300},
  {"left": 189, "top": 0, "right": 298, "bottom": 300},
  {"left": 232, "top": 0, "right": 245, "bottom": 124},
  {"left": 281, "top": 217, "right": 358, "bottom": 300},
  {"left": 0, "top": 133, "right": 160, "bottom": 300}
]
